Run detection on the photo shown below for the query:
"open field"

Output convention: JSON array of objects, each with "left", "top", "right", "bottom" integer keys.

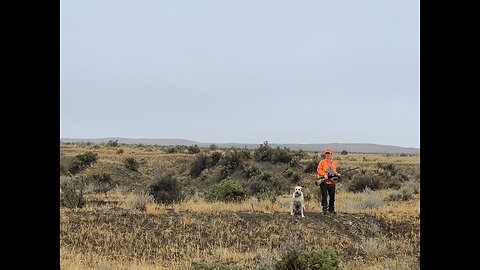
[{"left": 60, "top": 142, "right": 420, "bottom": 269}]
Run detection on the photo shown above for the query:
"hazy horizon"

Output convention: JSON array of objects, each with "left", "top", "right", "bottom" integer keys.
[
  {"left": 61, "top": 1, "right": 420, "bottom": 149},
  {"left": 60, "top": 136, "right": 419, "bottom": 149}
]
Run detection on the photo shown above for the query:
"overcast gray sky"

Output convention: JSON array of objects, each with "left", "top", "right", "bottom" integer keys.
[{"left": 60, "top": 0, "right": 419, "bottom": 148}]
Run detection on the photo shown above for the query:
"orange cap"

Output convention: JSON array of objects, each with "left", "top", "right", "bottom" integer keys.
[{"left": 324, "top": 149, "right": 332, "bottom": 154}]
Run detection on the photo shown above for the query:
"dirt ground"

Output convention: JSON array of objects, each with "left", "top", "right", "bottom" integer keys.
[{"left": 61, "top": 204, "right": 419, "bottom": 268}]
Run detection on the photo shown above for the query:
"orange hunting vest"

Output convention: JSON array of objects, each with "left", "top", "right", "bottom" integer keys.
[{"left": 317, "top": 158, "right": 337, "bottom": 185}]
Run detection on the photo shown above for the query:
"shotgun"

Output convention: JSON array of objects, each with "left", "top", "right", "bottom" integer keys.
[{"left": 314, "top": 167, "right": 360, "bottom": 186}]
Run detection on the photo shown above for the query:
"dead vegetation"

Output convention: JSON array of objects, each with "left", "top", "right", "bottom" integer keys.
[{"left": 60, "top": 142, "right": 420, "bottom": 269}]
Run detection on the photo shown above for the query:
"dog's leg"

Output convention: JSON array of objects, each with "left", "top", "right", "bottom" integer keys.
[
  {"left": 301, "top": 194, "right": 305, "bottom": 217},
  {"left": 290, "top": 193, "right": 296, "bottom": 215}
]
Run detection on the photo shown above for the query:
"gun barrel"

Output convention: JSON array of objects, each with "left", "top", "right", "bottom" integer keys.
[{"left": 342, "top": 167, "right": 360, "bottom": 173}]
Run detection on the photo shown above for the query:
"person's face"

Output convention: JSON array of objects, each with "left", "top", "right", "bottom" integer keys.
[{"left": 325, "top": 152, "right": 332, "bottom": 158}]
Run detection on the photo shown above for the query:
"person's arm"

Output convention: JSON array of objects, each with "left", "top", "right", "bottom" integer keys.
[{"left": 317, "top": 160, "right": 327, "bottom": 177}]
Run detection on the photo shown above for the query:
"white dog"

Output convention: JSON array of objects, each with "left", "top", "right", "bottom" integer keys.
[{"left": 290, "top": 186, "right": 305, "bottom": 217}]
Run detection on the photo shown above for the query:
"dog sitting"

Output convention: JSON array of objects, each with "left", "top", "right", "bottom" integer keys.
[{"left": 290, "top": 186, "right": 305, "bottom": 217}]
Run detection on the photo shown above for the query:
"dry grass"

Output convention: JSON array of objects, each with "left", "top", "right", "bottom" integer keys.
[
  {"left": 60, "top": 143, "right": 420, "bottom": 269},
  {"left": 61, "top": 190, "right": 419, "bottom": 270}
]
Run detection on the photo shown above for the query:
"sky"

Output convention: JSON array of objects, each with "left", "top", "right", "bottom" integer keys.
[{"left": 60, "top": 0, "right": 419, "bottom": 148}]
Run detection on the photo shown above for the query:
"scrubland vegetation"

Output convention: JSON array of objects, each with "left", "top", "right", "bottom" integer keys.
[{"left": 60, "top": 140, "right": 420, "bottom": 269}]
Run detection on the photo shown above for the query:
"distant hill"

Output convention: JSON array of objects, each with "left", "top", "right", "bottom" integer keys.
[
  {"left": 60, "top": 137, "right": 419, "bottom": 154},
  {"left": 60, "top": 138, "right": 197, "bottom": 146}
]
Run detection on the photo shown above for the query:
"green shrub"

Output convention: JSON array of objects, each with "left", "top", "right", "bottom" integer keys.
[
  {"left": 387, "top": 180, "right": 417, "bottom": 201},
  {"left": 243, "top": 164, "right": 261, "bottom": 179},
  {"left": 290, "top": 172, "right": 301, "bottom": 183},
  {"left": 165, "top": 145, "right": 188, "bottom": 153},
  {"left": 283, "top": 168, "right": 301, "bottom": 183},
  {"left": 383, "top": 175, "right": 403, "bottom": 189},
  {"left": 288, "top": 155, "right": 301, "bottom": 168},
  {"left": 60, "top": 176, "right": 86, "bottom": 208},
  {"left": 190, "top": 153, "right": 208, "bottom": 177},
  {"left": 294, "top": 150, "right": 306, "bottom": 160},
  {"left": 376, "top": 162, "right": 398, "bottom": 176},
  {"left": 106, "top": 139, "right": 119, "bottom": 147},
  {"left": 254, "top": 141, "right": 273, "bottom": 162},
  {"left": 283, "top": 167, "right": 294, "bottom": 178},
  {"left": 239, "top": 147, "right": 252, "bottom": 160},
  {"left": 248, "top": 172, "right": 289, "bottom": 196},
  {"left": 124, "top": 157, "right": 139, "bottom": 172},
  {"left": 210, "top": 152, "right": 222, "bottom": 165},
  {"left": 188, "top": 144, "right": 201, "bottom": 154},
  {"left": 246, "top": 179, "right": 270, "bottom": 196},
  {"left": 271, "top": 147, "right": 293, "bottom": 163},
  {"left": 304, "top": 154, "right": 321, "bottom": 173},
  {"left": 165, "top": 146, "right": 178, "bottom": 153},
  {"left": 347, "top": 175, "right": 382, "bottom": 192},
  {"left": 149, "top": 171, "right": 184, "bottom": 205},
  {"left": 208, "top": 144, "right": 219, "bottom": 150},
  {"left": 68, "top": 151, "right": 98, "bottom": 175},
  {"left": 221, "top": 149, "right": 243, "bottom": 168},
  {"left": 60, "top": 155, "right": 75, "bottom": 175},
  {"left": 87, "top": 172, "right": 115, "bottom": 196},
  {"left": 205, "top": 179, "right": 246, "bottom": 202},
  {"left": 255, "top": 190, "right": 277, "bottom": 203},
  {"left": 190, "top": 152, "right": 222, "bottom": 178},
  {"left": 219, "top": 149, "right": 244, "bottom": 177},
  {"left": 275, "top": 247, "right": 303, "bottom": 270},
  {"left": 275, "top": 246, "right": 344, "bottom": 270}
]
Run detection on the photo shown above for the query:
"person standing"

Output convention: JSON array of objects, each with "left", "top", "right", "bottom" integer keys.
[{"left": 317, "top": 149, "right": 341, "bottom": 214}]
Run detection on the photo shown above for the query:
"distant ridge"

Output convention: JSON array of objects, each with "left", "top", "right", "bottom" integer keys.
[
  {"left": 60, "top": 137, "right": 419, "bottom": 154},
  {"left": 60, "top": 138, "right": 197, "bottom": 146}
]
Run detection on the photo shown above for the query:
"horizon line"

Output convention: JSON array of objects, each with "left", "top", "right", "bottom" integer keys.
[{"left": 60, "top": 137, "right": 419, "bottom": 149}]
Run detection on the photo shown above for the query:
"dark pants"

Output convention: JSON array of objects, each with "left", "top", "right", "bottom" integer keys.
[{"left": 320, "top": 183, "right": 335, "bottom": 212}]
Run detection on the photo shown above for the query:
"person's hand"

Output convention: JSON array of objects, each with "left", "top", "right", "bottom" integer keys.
[{"left": 336, "top": 173, "right": 341, "bottom": 176}]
